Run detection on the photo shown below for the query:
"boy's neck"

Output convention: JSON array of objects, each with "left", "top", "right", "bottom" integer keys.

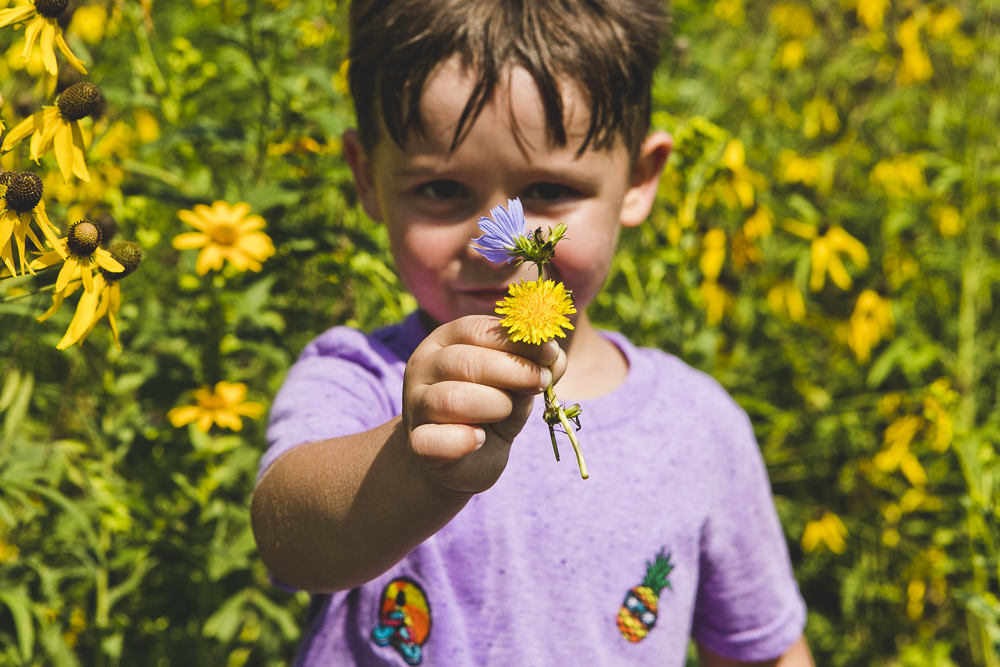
[{"left": 552, "top": 311, "right": 629, "bottom": 401}]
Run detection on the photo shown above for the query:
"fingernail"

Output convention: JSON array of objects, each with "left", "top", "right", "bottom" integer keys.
[
  {"left": 474, "top": 427, "right": 486, "bottom": 449},
  {"left": 539, "top": 367, "right": 552, "bottom": 390}
]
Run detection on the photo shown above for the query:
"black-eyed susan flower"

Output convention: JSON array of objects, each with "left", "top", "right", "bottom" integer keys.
[
  {"left": 0, "top": 171, "right": 64, "bottom": 276},
  {"left": 784, "top": 220, "right": 869, "bottom": 291},
  {"left": 43, "top": 241, "right": 142, "bottom": 351},
  {"left": 31, "top": 219, "right": 122, "bottom": 294},
  {"left": 847, "top": 290, "right": 894, "bottom": 363},
  {"left": 0, "top": 0, "right": 87, "bottom": 76},
  {"left": 172, "top": 201, "right": 275, "bottom": 275},
  {"left": 167, "top": 381, "right": 265, "bottom": 433},
  {"left": 2, "top": 82, "right": 102, "bottom": 183},
  {"left": 495, "top": 279, "right": 576, "bottom": 345},
  {"left": 801, "top": 512, "right": 848, "bottom": 554}
]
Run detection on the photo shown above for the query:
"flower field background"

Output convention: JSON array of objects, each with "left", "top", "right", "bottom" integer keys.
[{"left": 0, "top": 0, "right": 997, "bottom": 664}]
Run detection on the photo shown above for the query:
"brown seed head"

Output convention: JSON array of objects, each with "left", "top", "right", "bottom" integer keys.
[
  {"left": 33, "top": 0, "right": 69, "bottom": 18},
  {"left": 4, "top": 172, "right": 43, "bottom": 213},
  {"left": 57, "top": 82, "right": 102, "bottom": 121},
  {"left": 100, "top": 241, "right": 143, "bottom": 281},
  {"left": 67, "top": 220, "right": 102, "bottom": 256}
]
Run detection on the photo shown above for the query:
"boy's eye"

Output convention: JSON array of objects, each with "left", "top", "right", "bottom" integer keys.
[
  {"left": 417, "top": 180, "right": 468, "bottom": 200},
  {"left": 522, "top": 182, "right": 578, "bottom": 202}
]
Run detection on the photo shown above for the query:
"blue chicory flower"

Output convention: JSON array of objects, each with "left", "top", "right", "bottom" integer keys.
[{"left": 470, "top": 198, "right": 528, "bottom": 264}]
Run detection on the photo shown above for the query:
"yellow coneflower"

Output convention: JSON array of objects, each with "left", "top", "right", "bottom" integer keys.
[
  {"left": 495, "top": 279, "right": 576, "bottom": 345},
  {"left": 767, "top": 281, "right": 806, "bottom": 322},
  {"left": 784, "top": 220, "right": 869, "bottom": 291},
  {"left": 167, "top": 381, "right": 266, "bottom": 433},
  {"left": 42, "top": 241, "right": 142, "bottom": 351},
  {"left": 801, "top": 512, "right": 848, "bottom": 554},
  {"left": 30, "top": 219, "right": 122, "bottom": 293},
  {"left": 847, "top": 290, "right": 894, "bottom": 363},
  {"left": 172, "top": 201, "right": 275, "bottom": 275},
  {"left": 0, "top": 0, "right": 87, "bottom": 76},
  {"left": 0, "top": 171, "right": 64, "bottom": 276},
  {"left": 2, "top": 82, "right": 102, "bottom": 183}
]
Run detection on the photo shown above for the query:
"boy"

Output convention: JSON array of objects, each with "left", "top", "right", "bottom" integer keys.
[{"left": 251, "top": 0, "right": 813, "bottom": 665}]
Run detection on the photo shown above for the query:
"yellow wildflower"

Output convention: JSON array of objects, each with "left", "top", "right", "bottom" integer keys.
[
  {"left": 923, "top": 379, "right": 956, "bottom": 453},
  {"left": 700, "top": 229, "right": 726, "bottom": 281},
  {"left": 771, "top": 3, "right": 814, "bottom": 38},
  {"left": 802, "top": 97, "right": 840, "bottom": 139},
  {"left": 743, "top": 205, "right": 773, "bottom": 241},
  {"left": 2, "top": 82, "right": 102, "bottom": 183},
  {"left": 847, "top": 290, "right": 894, "bottom": 363},
  {"left": 38, "top": 241, "right": 141, "bottom": 351},
  {"left": 767, "top": 281, "right": 806, "bottom": 322},
  {"left": 775, "top": 40, "right": 806, "bottom": 70},
  {"left": 871, "top": 154, "right": 927, "bottom": 198},
  {"left": 897, "top": 18, "right": 932, "bottom": 84},
  {"left": 927, "top": 7, "right": 962, "bottom": 40},
  {"left": 0, "top": 0, "right": 87, "bottom": 76},
  {"left": 784, "top": 220, "right": 869, "bottom": 291},
  {"left": 168, "top": 381, "right": 266, "bottom": 433},
  {"left": 907, "top": 580, "right": 926, "bottom": 620},
  {"left": 495, "top": 279, "right": 576, "bottom": 345},
  {"left": 802, "top": 512, "right": 848, "bottom": 554},
  {"left": 856, "top": 0, "right": 888, "bottom": 30},
  {"left": 30, "top": 220, "right": 123, "bottom": 294},
  {"left": 173, "top": 201, "right": 275, "bottom": 275},
  {"left": 934, "top": 205, "right": 963, "bottom": 237},
  {"left": 874, "top": 415, "right": 928, "bottom": 486},
  {"left": 714, "top": 0, "right": 744, "bottom": 27},
  {"left": 699, "top": 281, "right": 729, "bottom": 325},
  {"left": 68, "top": 4, "right": 107, "bottom": 44},
  {"left": 720, "top": 139, "right": 757, "bottom": 209},
  {"left": 777, "top": 150, "right": 823, "bottom": 187},
  {"left": 0, "top": 171, "right": 64, "bottom": 276}
]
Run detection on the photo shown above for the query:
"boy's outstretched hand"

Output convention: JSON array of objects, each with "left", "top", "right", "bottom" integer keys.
[{"left": 404, "top": 314, "right": 567, "bottom": 497}]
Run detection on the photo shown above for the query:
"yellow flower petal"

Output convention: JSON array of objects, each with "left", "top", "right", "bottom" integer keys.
[
  {"left": 167, "top": 405, "right": 201, "bottom": 428},
  {"left": 495, "top": 279, "right": 576, "bottom": 344},
  {"left": 195, "top": 244, "right": 225, "bottom": 275},
  {"left": 0, "top": 6, "right": 37, "bottom": 29},
  {"left": 53, "top": 119, "right": 74, "bottom": 183},
  {"left": 53, "top": 26, "right": 87, "bottom": 74},
  {"left": 56, "top": 255, "right": 80, "bottom": 292},
  {"left": 71, "top": 121, "right": 90, "bottom": 181},
  {"left": 39, "top": 19, "right": 57, "bottom": 76},
  {"left": 94, "top": 247, "right": 124, "bottom": 273},
  {"left": 172, "top": 232, "right": 210, "bottom": 250}
]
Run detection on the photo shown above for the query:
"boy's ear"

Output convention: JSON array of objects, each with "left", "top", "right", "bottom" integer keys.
[
  {"left": 620, "top": 131, "right": 673, "bottom": 228},
  {"left": 342, "top": 129, "right": 383, "bottom": 222}
]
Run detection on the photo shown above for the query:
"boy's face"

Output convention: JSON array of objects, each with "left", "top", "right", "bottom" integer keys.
[{"left": 344, "top": 57, "right": 670, "bottom": 327}]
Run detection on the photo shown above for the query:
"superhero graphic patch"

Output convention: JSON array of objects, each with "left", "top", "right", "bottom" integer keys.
[
  {"left": 616, "top": 549, "right": 674, "bottom": 643},
  {"left": 371, "top": 577, "right": 431, "bottom": 665}
]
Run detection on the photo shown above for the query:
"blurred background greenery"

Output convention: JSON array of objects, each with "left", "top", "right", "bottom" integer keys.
[{"left": 0, "top": 0, "right": 997, "bottom": 665}]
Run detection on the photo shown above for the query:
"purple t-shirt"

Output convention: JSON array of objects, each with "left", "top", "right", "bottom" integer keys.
[{"left": 261, "top": 312, "right": 806, "bottom": 666}]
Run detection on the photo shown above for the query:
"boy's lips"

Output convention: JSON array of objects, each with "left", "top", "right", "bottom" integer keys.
[{"left": 458, "top": 287, "right": 511, "bottom": 304}]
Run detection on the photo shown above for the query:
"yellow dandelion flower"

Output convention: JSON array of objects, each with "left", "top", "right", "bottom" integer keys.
[
  {"left": 2, "top": 82, "right": 102, "bottom": 183},
  {"left": 847, "top": 290, "right": 894, "bottom": 363},
  {"left": 0, "top": 0, "right": 88, "bottom": 76},
  {"left": 801, "top": 512, "right": 848, "bottom": 554},
  {"left": 173, "top": 201, "right": 276, "bottom": 275},
  {"left": 0, "top": 171, "right": 64, "bottom": 276},
  {"left": 495, "top": 279, "right": 576, "bottom": 345},
  {"left": 168, "top": 381, "right": 266, "bottom": 432},
  {"left": 30, "top": 220, "right": 123, "bottom": 294}
]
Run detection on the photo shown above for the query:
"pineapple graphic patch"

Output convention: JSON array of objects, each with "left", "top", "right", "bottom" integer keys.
[{"left": 616, "top": 549, "right": 674, "bottom": 643}]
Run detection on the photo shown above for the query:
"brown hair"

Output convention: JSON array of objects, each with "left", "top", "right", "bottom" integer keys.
[{"left": 348, "top": 0, "right": 669, "bottom": 158}]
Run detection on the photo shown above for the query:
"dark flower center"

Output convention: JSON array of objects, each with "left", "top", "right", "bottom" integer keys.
[
  {"left": 67, "top": 221, "right": 102, "bottom": 256},
  {"left": 57, "top": 82, "right": 102, "bottom": 121},
  {"left": 100, "top": 241, "right": 143, "bottom": 281},
  {"left": 4, "top": 172, "right": 43, "bottom": 213},
  {"left": 33, "top": 0, "right": 69, "bottom": 18}
]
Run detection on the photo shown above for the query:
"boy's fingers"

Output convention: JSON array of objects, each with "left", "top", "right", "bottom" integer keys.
[
  {"left": 409, "top": 423, "right": 485, "bottom": 466},
  {"left": 438, "top": 316, "right": 562, "bottom": 367},
  {"left": 412, "top": 381, "right": 514, "bottom": 426},
  {"left": 549, "top": 347, "right": 568, "bottom": 385},
  {"left": 429, "top": 345, "right": 551, "bottom": 393}
]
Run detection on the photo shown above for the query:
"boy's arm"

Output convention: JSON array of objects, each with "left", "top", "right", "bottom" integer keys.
[
  {"left": 699, "top": 635, "right": 814, "bottom": 667},
  {"left": 250, "top": 316, "right": 564, "bottom": 593}
]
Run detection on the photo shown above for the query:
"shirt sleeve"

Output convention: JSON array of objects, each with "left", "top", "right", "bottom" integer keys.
[
  {"left": 258, "top": 326, "right": 402, "bottom": 483},
  {"left": 690, "top": 394, "right": 807, "bottom": 662}
]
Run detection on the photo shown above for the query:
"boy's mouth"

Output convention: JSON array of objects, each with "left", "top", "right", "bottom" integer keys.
[{"left": 459, "top": 287, "right": 511, "bottom": 305}]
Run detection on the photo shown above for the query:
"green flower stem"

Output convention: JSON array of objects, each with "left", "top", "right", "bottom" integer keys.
[{"left": 543, "top": 382, "right": 588, "bottom": 479}]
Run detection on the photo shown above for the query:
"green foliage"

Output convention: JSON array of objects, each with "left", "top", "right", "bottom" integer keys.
[{"left": 0, "top": 0, "right": 998, "bottom": 665}]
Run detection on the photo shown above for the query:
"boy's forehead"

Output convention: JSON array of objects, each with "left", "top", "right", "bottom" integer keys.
[{"left": 410, "top": 56, "right": 595, "bottom": 158}]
